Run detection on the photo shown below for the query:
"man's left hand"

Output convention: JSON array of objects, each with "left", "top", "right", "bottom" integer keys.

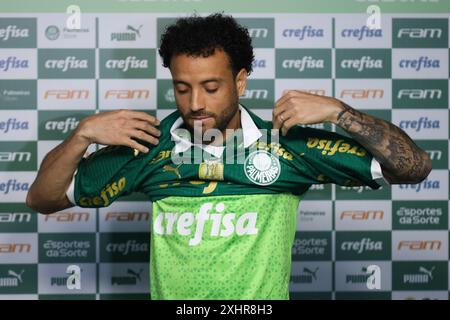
[{"left": 272, "top": 90, "right": 344, "bottom": 136}]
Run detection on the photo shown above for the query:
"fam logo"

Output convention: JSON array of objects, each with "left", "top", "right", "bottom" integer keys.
[
  {"left": 248, "top": 27, "right": 268, "bottom": 38},
  {"left": 340, "top": 210, "right": 384, "bottom": 221},
  {"left": 236, "top": 18, "right": 274, "bottom": 47},
  {"left": 397, "top": 88, "right": 442, "bottom": 100},
  {"left": 393, "top": 18, "right": 448, "bottom": 48},
  {"left": 397, "top": 28, "right": 442, "bottom": 39},
  {"left": 244, "top": 150, "right": 281, "bottom": 186},
  {"left": 0, "top": 242, "right": 31, "bottom": 253},
  {"left": 44, "top": 89, "right": 90, "bottom": 100},
  {"left": 242, "top": 88, "right": 269, "bottom": 100},
  {"left": 43, "top": 212, "right": 90, "bottom": 222},
  {"left": 393, "top": 80, "right": 448, "bottom": 108},
  {"left": 104, "top": 212, "right": 150, "bottom": 222},
  {"left": 0, "top": 142, "right": 35, "bottom": 172},
  {"left": 340, "top": 88, "right": 384, "bottom": 99},
  {"left": 393, "top": 231, "right": 448, "bottom": 260},
  {"left": 397, "top": 240, "right": 442, "bottom": 251},
  {"left": 0, "top": 212, "right": 31, "bottom": 224},
  {"left": 104, "top": 89, "right": 150, "bottom": 100}
]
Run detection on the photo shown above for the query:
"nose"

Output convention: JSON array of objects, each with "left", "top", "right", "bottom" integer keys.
[{"left": 189, "top": 89, "right": 205, "bottom": 113}]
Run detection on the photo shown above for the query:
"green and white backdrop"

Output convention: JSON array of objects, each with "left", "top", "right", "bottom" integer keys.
[{"left": 0, "top": 0, "right": 450, "bottom": 300}]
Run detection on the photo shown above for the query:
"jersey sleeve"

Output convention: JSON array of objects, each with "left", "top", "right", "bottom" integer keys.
[
  {"left": 66, "top": 145, "right": 150, "bottom": 208},
  {"left": 283, "top": 125, "right": 385, "bottom": 189}
]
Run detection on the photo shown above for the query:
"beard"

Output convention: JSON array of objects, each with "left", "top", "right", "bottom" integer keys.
[{"left": 181, "top": 100, "right": 240, "bottom": 144}]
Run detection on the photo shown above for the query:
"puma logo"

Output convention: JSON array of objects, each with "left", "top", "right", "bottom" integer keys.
[
  {"left": 163, "top": 164, "right": 182, "bottom": 179},
  {"left": 127, "top": 25, "right": 143, "bottom": 37},
  {"left": 127, "top": 269, "right": 143, "bottom": 282},
  {"left": 8, "top": 270, "right": 24, "bottom": 283},
  {"left": 303, "top": 267, "right": 319, "bottom": 280},
  {"left": 419, "top": 266, "right": 435, "bottom": 280}
]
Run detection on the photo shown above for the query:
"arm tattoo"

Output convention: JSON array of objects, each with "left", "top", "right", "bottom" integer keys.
[{"left": 335, "top": 102, "right": 432, "bottom": 184}]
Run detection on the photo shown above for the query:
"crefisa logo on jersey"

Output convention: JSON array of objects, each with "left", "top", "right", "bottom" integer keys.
[{"left": 244, "top": 150, "right": 281, "bottom": 186}]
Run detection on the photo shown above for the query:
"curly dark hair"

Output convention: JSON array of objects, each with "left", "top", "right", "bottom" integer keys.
[{"left": 158, "top": 13, "right": 254, "bottom": 77}]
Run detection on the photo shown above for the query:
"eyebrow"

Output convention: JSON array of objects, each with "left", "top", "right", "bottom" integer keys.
[{"left": 173, "top": 78, "right": 223, "bottom": 86}]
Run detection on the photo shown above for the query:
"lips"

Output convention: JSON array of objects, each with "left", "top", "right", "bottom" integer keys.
[{"left": 191, "top": 116, "right": 212, "bottom": 119}]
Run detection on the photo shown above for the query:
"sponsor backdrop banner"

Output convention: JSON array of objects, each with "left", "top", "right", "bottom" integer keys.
[{"left": 0, "top": 0, "right": 450, "bottom": 300}]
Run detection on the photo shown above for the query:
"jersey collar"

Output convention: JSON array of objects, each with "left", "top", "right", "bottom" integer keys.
[{"left": 170, "top": 104, "right": 262, "bottom": 158}]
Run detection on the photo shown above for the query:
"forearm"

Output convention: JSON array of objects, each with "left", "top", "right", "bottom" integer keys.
[
  {"left": 27, "top": 129, "right": 91, "bottom": 212},
  {"left": 331, "top": 101, "right": 432, "bottom": 184}
]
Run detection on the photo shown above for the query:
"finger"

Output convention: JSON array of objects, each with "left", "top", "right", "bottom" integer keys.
[
  {"left": 281, "top": 116, "right": 298, "bottom": 136},
  {"left": 125, "top": 138, "right": 150, "bottom": 154},
  {"left": 275, "top": 90, "right": 311, "bottom": 110},
  {"left": 128, "top": 129, "right": 160, "bottom": 146},
  {"left": 275, "top": 90, "right": 299, "bottom": 109},
  {"left": 273, "top": 92, "right": 294, "bottom": 120},
  {"left": 273, "top": 100, "right": 287, "bottom": 119},
  {"left": 132, "top": 120, "right": 161, "bottom": 137},
  {"left": 273, "top": 98, "right": 299, "bottom": 129},
  {"left": 124, "top": 110, "right": 160, "bottom": 126},
  {"left": 273, "top": 108, "right": 290, "bottom": 130}
]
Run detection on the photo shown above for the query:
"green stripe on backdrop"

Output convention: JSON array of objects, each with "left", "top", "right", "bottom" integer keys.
[{"left": 0, "top": 0, "right": 449, "bottom": 13}]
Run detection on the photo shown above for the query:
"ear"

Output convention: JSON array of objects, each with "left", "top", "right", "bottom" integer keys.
[{"left": 235, "top": 68, "right": 248, "bottom": 97}]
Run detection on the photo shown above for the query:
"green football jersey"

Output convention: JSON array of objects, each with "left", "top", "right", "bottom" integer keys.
[{"left": 67, "top": 105, "right": 382, "bottom": 299}]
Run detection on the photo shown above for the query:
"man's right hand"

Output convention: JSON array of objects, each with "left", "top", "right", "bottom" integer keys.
[{"left": 76, "top": 109, "right": 161, "bottom": 153}]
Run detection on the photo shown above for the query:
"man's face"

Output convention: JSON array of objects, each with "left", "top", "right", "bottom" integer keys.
[{"left": 169, "top": 48, "right": 246, "bottom": 138}]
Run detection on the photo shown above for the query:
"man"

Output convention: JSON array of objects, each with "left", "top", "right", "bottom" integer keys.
[{"left": 27, "top": 13, "right": 431, "bottom": 299}]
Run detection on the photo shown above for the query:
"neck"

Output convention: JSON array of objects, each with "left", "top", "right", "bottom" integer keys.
[{"left": 210, "top": 108, "right": 241, "bottom": 146}]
